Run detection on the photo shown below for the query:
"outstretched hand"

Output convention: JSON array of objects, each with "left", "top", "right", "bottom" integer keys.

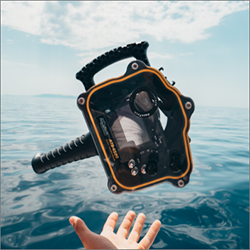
[{"left": 69, "top": 210, "right": 161, "bottom": 249}]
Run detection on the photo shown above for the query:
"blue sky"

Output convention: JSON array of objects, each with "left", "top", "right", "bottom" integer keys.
[{"left": 1, "top": 1, "right": 249, "bottom": 108}]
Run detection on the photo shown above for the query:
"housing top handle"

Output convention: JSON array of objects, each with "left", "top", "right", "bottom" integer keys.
[{"left": 76, "top": 41, "right": 150, "bottom": 91}]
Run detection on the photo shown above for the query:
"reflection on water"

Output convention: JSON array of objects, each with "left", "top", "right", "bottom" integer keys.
[{"left": 1, "top": 96, "right": 249, "bottom": 249}]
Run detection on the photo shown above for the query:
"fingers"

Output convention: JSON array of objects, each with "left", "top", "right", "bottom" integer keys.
[
  {"left": 102, "top": 212, "right": 118, "bottom": 232},
  {"left": 139, "top": 220, "right": 161, "bottom": 249},
  {"left": 116, "top": 210, "right": 136, "bottom": 238},
  {"left": 127, "top": 213, "right": 146, "bottom": 242}
]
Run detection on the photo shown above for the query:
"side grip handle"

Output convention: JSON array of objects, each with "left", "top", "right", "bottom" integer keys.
[{"left": 31, "top": 133, "right": 97, "bottom": 174}]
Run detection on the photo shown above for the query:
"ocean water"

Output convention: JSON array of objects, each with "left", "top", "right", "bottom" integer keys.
[{"left": 1, "top": 95, "right": 249, "bottom": 249}]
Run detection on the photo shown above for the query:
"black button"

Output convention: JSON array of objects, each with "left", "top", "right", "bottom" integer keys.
[
  {"left": 169, "top": 151, "right": 182, "bottom": 173},
  {"left": 146, "top": 159, "right": 158, "bottom": 176}
]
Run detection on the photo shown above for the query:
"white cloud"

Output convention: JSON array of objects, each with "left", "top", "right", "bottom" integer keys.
[
  {"left": 148, "top": 52, "right": 174, "bottom": 60},
  {"left": 6, "top": 39, "right": 13, "bottom": 44},
  {"left": 1, "top": 1, "right": 46, "bottom": 35},
  {"left": 1, "top": 60, "right": 37, "bottom": 67},
  {"left": 179, "top": 52, "right": 193, "bottom": 56},
  {"left": 1, "top": 1, "right": 249, "bottom": 52}
]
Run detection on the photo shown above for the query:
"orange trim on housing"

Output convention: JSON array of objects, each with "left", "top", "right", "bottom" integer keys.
[{"left": 86, "top": 67, "right": 192, "bottom": 190}]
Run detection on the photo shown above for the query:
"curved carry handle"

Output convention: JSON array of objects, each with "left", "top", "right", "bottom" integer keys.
[
  {"left": 32, "top": 133, "right": 97, "bottom": 174},
  {"left": 76, "top": 41, "right": 150, "bottom": 91}
]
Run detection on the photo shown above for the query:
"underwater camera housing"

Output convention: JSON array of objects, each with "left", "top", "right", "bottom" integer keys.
[
  {"left": 76, "top": 42, "right": 194, "bottom": 194},
  {"left": 31, "top": 41, "right": 194, "bottom": 194}
]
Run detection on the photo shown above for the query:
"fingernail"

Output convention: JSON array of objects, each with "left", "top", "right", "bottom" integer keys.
[{"left": 69, "top": 217, "right": 75, "bottom": 226}]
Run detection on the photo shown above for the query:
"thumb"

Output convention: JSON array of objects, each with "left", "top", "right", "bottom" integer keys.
[
  {"left": 69, "top": 216, "right": 115, "bottom": 249},
  {"left": 69, "top": 216, "right": 92, "bottom": 243}
]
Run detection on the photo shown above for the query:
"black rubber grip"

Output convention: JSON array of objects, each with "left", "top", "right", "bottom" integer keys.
[
  {"left": 76, "top": 41, "right": 150, "bottom": 90},
  {"left": 32, "top": 133, "right": 97, "bottom": 174}
]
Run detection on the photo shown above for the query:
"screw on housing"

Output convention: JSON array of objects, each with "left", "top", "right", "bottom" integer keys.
[
  {"left": 78, "top": 97, "right": 85, "bottom": 105},
  {"left": 185, "top": 102, "right": 192, "bottom": 109},
  {"left": 132, "top": 62, "right": 139, "bottom": 70},
  {"left": 110, "top": 184, "right": 117, "bottom": 192},
  {"left": 178, "top": 179, "right": 185, "bottom": 187}
]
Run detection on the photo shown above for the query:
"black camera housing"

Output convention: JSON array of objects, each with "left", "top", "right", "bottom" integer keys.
[{"left": 77, "top": 60, "right": 194, "bottom": 194}]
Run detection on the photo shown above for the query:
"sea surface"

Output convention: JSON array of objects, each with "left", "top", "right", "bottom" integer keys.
[{"left": 1, "top": 95, "right": 249, "bottom": 249}]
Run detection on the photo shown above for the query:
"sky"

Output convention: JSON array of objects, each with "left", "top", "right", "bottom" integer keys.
[{"left": 1, "top": 1, "right": 249, "bottom": 108}]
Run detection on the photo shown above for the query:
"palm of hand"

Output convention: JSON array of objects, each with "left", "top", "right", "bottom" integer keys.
[
  {"left": 101, "top": 211, "right": 151, "bottom": 249},
  {"left": 101, "top": 231, "right": 143, "bottom": 249}
]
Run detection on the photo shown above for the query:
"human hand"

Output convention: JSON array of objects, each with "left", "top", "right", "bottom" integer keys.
[{"left": 69, "top": 210, "right": 161, "bottom": 249}]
